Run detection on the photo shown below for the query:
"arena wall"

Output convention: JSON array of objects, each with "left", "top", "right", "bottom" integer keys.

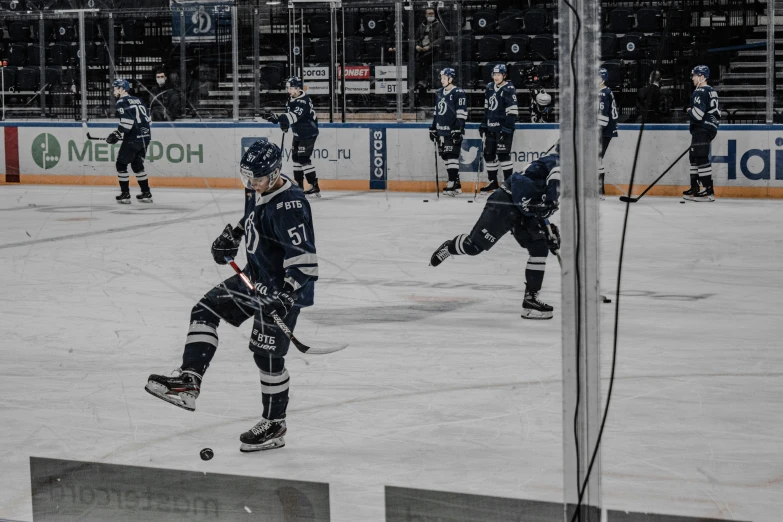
[{"left": 1, "top": 122, "right": 782, "bottom": 198}]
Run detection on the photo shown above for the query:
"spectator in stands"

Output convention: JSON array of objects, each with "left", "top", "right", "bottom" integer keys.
[
  {"left": 413, "top": 7, "right": 443, "bottom": 88},
  {"left": 148, "top": 69, "right": 182, "bottom": 122},
  {"left": 631, "top": 70, "right": 665, "bottom": 123}
]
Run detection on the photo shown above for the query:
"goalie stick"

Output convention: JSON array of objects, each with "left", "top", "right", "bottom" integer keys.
[{"left": 225, "top": 258, "right": 347, "bottom": 355}]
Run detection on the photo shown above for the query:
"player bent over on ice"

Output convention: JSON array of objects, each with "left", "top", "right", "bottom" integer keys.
[
  {"left": 430, "top": 152, "right": 561, "bottom": 320},
  {"left": 145, "top": 139, "right": 318, "bottom": 452}
]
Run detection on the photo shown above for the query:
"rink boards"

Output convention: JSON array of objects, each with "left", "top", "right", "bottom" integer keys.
[{"left": 1, "top": 121, "right": 783, "bottom": 198}]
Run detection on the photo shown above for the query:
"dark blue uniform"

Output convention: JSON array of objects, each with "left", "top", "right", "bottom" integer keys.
[
  {"left": 687, "top": 85, "right": 720, "bottom": 194},
  {"left": 598, "top": 86, "right": 618, "bottom": 195},
  {"left": 480, "top": 82, "right": 519, "bottom": 183},
  {"left": 281, "top": 93, "right": 320, "bottom": 189},
  {"left": 114, "top": 94, "right": 151, "bottom": 187},
  {"left": 433, "top": 86, "right": 468, "bottom": 137}
]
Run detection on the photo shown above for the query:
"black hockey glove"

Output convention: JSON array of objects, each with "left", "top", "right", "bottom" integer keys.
[
  {"left": 683, "top": 106, "right": 691, "bottom": 115},
  {"left": 262, "top": 111, "right": 279, "bottom": 124},
  {"left": 259, "top": 284, "right": 295, "bottom": 319},
  {"left": 429, "top": 127, "right": 438, "bottom": 143},
  {"left": 106, "top": 130, "right": 122, "bottom": 145},
  {"left": 450, "top": 126, "right": 464, "bottom": 145},
  {"left": 544, "top": 222, "right": 560, "bottom": 254},
  {"left": 279, "top": 119, "right": 290, "bottom": 133},
  {"left": 529, "top": 200, "right": 559, "bottom": 219},
  {"left": 211, "top": 224, "right": 244, "bottom": 265}
]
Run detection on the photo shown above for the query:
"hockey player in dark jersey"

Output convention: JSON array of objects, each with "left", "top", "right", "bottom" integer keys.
[
  {"left": 145, "top": 139, "right": 318, "bottom": 452},
  {"left": 683, "top": 65, "right": 720, "bottom": 202},
  {"left": 430, "top": 153, "right": 561, "bottom": 319},
  {"left": 107, "top": 79, "right": 153, "bottom": 203},
  {"left": 106, "top": 79, "right": 152, "bottom": 204},
  {"left": 598, "top": 68, "right": 618, "bottom": 198},
  {"left": 478, "top": 64, "right": 519, "bottom": 193},
  {"left": 429, "top": 67, "right": 468, "bottom": 196},
  {"left": 263, "top": 77, "right": 321, "bottom": 197}
]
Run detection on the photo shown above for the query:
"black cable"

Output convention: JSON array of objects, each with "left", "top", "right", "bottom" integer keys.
[{"left": 567, "top": 2, "right": 678, "bottom": 520}]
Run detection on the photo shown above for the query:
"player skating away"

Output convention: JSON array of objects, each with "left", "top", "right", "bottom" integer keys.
[
  {"left": 429, "top": 68, "right": 468, "bottom": 196},
  {"left": 479, "top": 64, "right": 519, "bottom": 193},
  {"left": 263, "top": 77, "right": 321, "bottom": 197},
  {"left": 598, "top": 68, "right": 618, "bottom": 199},
  {"left": 683, "top": 65, "right": 720, "bottom": 202},
  {"left": 107, "top": 79, "right": 152, "bottom": 203},
  {"left": 430, "top": 153, "right": 561, "bottom": 319},
  {"left": 145, "top": 139, "right": 318, "bottom": 452}
]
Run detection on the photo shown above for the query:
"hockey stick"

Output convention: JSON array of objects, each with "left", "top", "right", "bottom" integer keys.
[
  {"left": 225, "top": 258, "right": 348, "bottom": 355},
  {"left": 433, "top": 139, "right": 441, "bottom": 200},
  {"left": 472, "top": 134, "right": 485, "bottom": 202},
  {"left": 618, "top": 147, "right": 689, "bottom": 203},
  {"left": 86, "top": 132, "right": 123, "bottom": 142}
]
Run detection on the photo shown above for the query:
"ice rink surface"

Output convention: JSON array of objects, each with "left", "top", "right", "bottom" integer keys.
[{"left": 1, "top": 184, "right": 781, "bottom": 521}]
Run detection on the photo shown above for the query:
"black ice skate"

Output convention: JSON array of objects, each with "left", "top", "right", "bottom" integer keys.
[
  {"left": 430, "top": 240, "right": 452, "bottom": 267},
  {"left": 521, "top": 291, "right": 554, "bottom": 320},
  {"left": 136, "top": 192, "right": 153, "bottom": 203},
  {"left": 145, "top": 368, "right": 201, "bottom": 411},
  {"left": 240, "top": 418, "right": 287, "bottom": 452},
  {"left": 479, "top": 179, "right": 499, "bottom": 194},
  {"left": 682, "top": 186, "right": 700, "bottom": 201},
  {"left": 304, "top": 180, "right": 321, "bottom": 198},
  {"left": 443, "top": 180, "right": 462, "bottom": 197},
  {"left": 692, "top": 187, "right": 715, "bottom": 202},
  {"left": 116, "top": 192, "right": 131, "bottom": 204}
]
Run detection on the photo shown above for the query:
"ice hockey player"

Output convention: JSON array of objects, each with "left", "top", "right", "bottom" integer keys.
[
  {"left": 683, "top": 65, "right": 720, "bottom": 202},
  {"left": 479, "top": 64, "right": 519, "bottom": 193},
  {"left": 107, "top": 79, "right": 152, "bottom": 203},
  {"left": 263, "top": 77, "right": 321, "bottom": 197},
  {"left": 430, "top": 152, "right": 561, "bottom": 319},
  {"left": 145, "top": 139, "right": 318, "bottom": 452},
  {"left": 429, "top": 67, "right": 467, "bottom": 196},
  {"left": 598, "top": 68, "right": 618, "bottom": 198}
]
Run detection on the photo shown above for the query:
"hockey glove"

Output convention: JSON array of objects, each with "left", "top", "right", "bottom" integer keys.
[
  {"left": 529, "top": 200, "right": 559, "bottom": 219},
  {"left": 450, "top": 127, "right": 464, "bottom": 145},
  {"left": 279, "top": 119, "right": 290, "bottom": 133},
  {"left": 262, "top": 111, "right": 279, "bottom": 124},
  {"left": 259, "top": 284, "right": 295, "bottom": 319},
  {"left": 544, "top": 222, "right": 561, "bottom": 255},
  {"left": 683, "top": 106, "right": 691, "bottom": 115},
  {"left": 211, "top": 224, "right": 244, "bottom": 265},
  {"left": 429, "top": 127, "right": 438, "bottom": 143},
  {"left": 105, "top": 130, "right": 122, "bottom": 145}
]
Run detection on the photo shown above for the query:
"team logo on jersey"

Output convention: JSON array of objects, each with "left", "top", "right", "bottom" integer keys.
[
  {"left": 488, "top": 96, "right": 499, "bottom": 111},
  {"left": 31, "top": 133, "right": 61, "bottom": 170},
  {"left": 437, "top": 99, "right": 448, "bottom": 116}
]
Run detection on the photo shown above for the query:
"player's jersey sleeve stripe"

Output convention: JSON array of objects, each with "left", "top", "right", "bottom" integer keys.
[
  {"left": 294, "top": 266, "right": 319, "bottom": 277},
  {"left": 506, "top": 106, "right": 518, "bottom": 115},
  {"left": 283, "top": 253, "right": 318, "bottom": 268},
  {"left": 546, "top": 168, "right": 561, "bottom": 183},
  {"left": 119, "top": 118, "right": 134, "bottom": 124},
  {"left": 691, "top": 107, "right": 704, "bottom": 120},
  {"left": 285, "top": 276, "right": 302, "bottom": 291},
  {"left": 283, "top": 112, "right": 298, "bottom": 124},
  {"left": 456, "top": 110, "right": 468, "bottom": 118}
]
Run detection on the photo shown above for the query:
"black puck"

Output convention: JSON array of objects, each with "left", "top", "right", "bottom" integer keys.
[
  {"left": 680, "top": 201, "right": 686, "bottom": 204},
  {"left": 423, "top": 199, "right": 429, "bottom": 202},
  {"left": 200, "top": 448, "right": 214, "bottom": 461},
  {"left": 468, "top": 200, "right": 474, "bottom": 203}
]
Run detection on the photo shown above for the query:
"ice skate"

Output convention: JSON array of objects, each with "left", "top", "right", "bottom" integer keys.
[
  {"left": 443, "top": 180, "right": 462, "bottom": 197},
  {"left": 304, "top": 180, "right": 321, "bottom": 198},
  {"left": 479, "top": 179, "right": 498, "bottom": 194},
  {"left": 682, "top": 186, "right": 700, "bottom": 201},
  {"left": 430, "top": 240, "right": 452, "bottom": 267},
  {"left": 136, "top": 191, "right": 153, "bottom": 203},
  {"left": 145, "top": 368, "right": 201, "bottom": 411},
  {"left": 116, "top": 192, "right": 131, "bottom": 204},
  {"left": 240, "top": 418, "right": 287, "bottom": 452},
  {"left": 692, "top": 187, "right": 715, "bottom": 202},
  {"left": 521, "top": 291, "right": 554, "bottom": 320}
]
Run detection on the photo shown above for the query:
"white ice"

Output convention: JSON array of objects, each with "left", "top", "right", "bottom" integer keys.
[{"left": 0, "top": 185, "right": 781, "bottom": 521}]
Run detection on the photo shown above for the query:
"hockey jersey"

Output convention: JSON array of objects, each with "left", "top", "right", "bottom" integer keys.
[
  {"left": 482, "top": 82, "right": 518, "bottom": 134},
  {"left": 689, "top": 85, "right": 720, "bottom": 136},
  {"left": 281, "top": 92, "right": 319, "bottom": 140},
  {"left": 115, "top": 95, "right": 152, "bottom": 142},
  {"left": 599, "top": 86, "right": 618, "bottom": 138},
  {"left": 432, "top": 85, "right": 468, "bottom": 136},
  {"left": 242, "top": 179, "right": 318, "bottom": 307},
  {"left": 502, "top": 153, "right": 561, "bottom": 215}
]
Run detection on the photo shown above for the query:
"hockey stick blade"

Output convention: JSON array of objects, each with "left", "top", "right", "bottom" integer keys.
[
  {"left": 618, "top": 196, "right": 639, "bottom": 203},
  {"left": 86, "top": 133, "right": 104, "bottom": 141},
  {"left": 225, "top": 258, "right": 348, "bottom": 355}
]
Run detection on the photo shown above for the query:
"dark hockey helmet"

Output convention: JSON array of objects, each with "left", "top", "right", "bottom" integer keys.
[
  {"left": 440, "top": 67, "right": 456, "bottom": 81},
  {"left": 239, "top": 138, "right": 283, "bottom": 189},
  {"left": 691, "top": 65, "right": 710, "bottom": 79},
  {"left": 112, "top": 78, "right": 130, "bottom": 92},
  {"left": 286, "top": 76, "right": 304, "bottom": 90},
  {"left": 599, "top": 68, "right": 608, "bottom": 83},
  {"left": 492, "top": 63, "right": 507, "bottom": 76}
]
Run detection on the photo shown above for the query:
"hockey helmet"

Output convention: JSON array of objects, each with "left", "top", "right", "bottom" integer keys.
[
  {"left": 440, "top": 67, "right": 456, "bottom": 81},
  {"left": 691, "top": 65, "right": 710, "bottom": 79},
  {"left": 535, "top": 91, "right": 552, "bottom": 107},
  {"left": 286, "top": 76, "right": 304, "bottom": 90},
  {"left": 112, "top": 78, "right": 130, "bottom": 92},
  {"left": 492, "top": 63, "right": 507, "bottom": 76},
  {"left": 240, "top": 139, "right": 283, "bottom": 189},
  {"left": 599, "top": 68, "right": 608, "bottom": 83}
]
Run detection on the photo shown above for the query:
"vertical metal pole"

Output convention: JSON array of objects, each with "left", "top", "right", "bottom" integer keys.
[
  {"left": 766, "top": 0, "right": 776, "bottom": 123},
  {"left": 395, "top": 0, "right": 403, "bottom": 122},
  {"left": 455, "top": 2, "right": 463, "bottom": 91},
  {"left": 109, "top": 13, "right": 116, "bottom": 114},
  {"left": 558, "top": 0, "right": 602, "bottom": 518},
  {"left": 79, "top": 11, "right": 87, "bottom": 122},
  {"left": 253, "top": 8, "right": 260, "bottom": 117},
  {"left": 231, "top": 5, "right": 239, "bottom": 121},
  {"left": 179, "top": 9, "right": 187, "bottom": 115},
  {"left": 301, "top": 8, "right": 305, "bottom": 77},
  {"left": 407, "top": 6, "right": 415, "bottom": 111},
  {"left": 341, "top": 5, "right": 346, "bottom": 123},
  {"left": 39, "top": 14, "right": 46, "bottom": 116},
  {"left": 288, "top": 8, "right": 293, "bottom": 77},
  {"left": 329, "top": 5, "right": 336, "bottom": 123}
]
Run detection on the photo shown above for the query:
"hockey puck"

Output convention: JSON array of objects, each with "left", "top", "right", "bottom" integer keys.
[
  {"left": 468, "top": 200, "right": 474, "bottom": 203},
  {"left": 200, "top": 448, "right": 214, "bottom": 461},
  {"left": 680, "top": 201, "right": 686, "bottom": 204},
  {"left": 602, "top": 296, "right": 612, "bottom": 303},
  {"left": 423, "top": 199, "right": 429, "bottom": 202}
]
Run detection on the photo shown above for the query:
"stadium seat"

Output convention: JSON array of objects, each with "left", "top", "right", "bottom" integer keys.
[
  {"left": 0, "top": 67, "right": 17, "bottom": 91},
  {"left": 548, "top": 9, "right": 559, "bottom": 32},
  {"left": 7, "top": 44, "right": 28, "bottom": 67},
  {"left": 636, "top": 7, "right": 662, "bottom": 33},
  {"left": 459, "top": 35, "right": 474, "bottom": 61},
  {"left": 361, "top": 13, "right": 387, "bottom": 36},
  {"left": 505, "top": 35, "right": 530, "bottom": 61},
  {"left": 309, "top": 14, "right": 331, "bottom": 37},
  {"left": 43, "top": 66, "right": 61, "bottom": 87},
  {"left": 17, "top": 67, "right": 40, "bottom": 91},
  {"left": 600, "top": 33, "right": 618, "bottom": 59},
  {"left": 600, "top": 60, "right": 624, "bottom": 89},
  {"left": 121, "top": 19, "right": 138, "bottom": 41},
  {"left": 523, "top": 9, "right": 548, "bottom": 35},
  {"left": 54, "top": 21, "right": 76, "bottom": 41},
  {"left": 260, "top": 63, "right": 284, "bottom": 89},
  {"left": 48, "top": 44, "right": 72, "bottom": 66},
  {"left": 509, "top": 61, "right": 534, "bottom": 87},
  {"left": 530, "top": 34, "right": 555, "bottom": 60},
  {"left": 609, "top": 8, "right": 635, "bottom": 33},
  {"left": 482, "top": 61, "right": 506, "bottom": 85},
  {"left": 8, "top": 21, "right": 31, "bottom": 42},
  {"left": 27, "top": 44, "right": 42, "bottom": 66},
  {"left": 667, "top": 9, "right": 690, "bottom": 32},
  {"left": 89, "top": 42, "right": 110, "bottom": 65},
  {"left": 620, "top": 33, "right": 643, "bottom": 59},
  {"left": 363, "top": 37, "right": 387, "bottom": 63},
  {"left": 535, "top": 60, "right": 557, "bottom": 88},
  {"left": 477, "top": 35, "right": 504, "bottom": 62},
  {"left": 342, "top": 11, "right": 361, "bottom": 36},
  {"left": 498, "top": 9, "right": 523, "bottom": 35},
  {"left": 458, "top": 61, "right": 480, "bottom": 88},
  {"left": 343, "top": 36, "right": 364, "bottom": 62},
  {"left": 311, "top": 39, "right": 331, "bottom": 63},
  {"left": 472, "top": 10, "right": 497, "bottom": 34}
]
